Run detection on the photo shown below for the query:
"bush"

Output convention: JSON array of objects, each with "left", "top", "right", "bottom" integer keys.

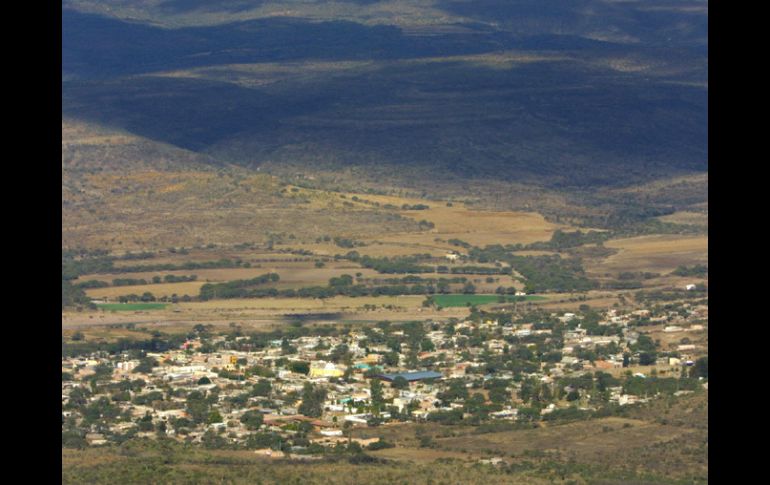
[{"left": 366, "top": 439, "right": 395, "bottom": 450}]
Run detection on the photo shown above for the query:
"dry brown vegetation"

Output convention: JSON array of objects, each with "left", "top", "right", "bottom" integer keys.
[
  {"left": 657, "top": 211, "right": 708, "bottom": 227},
  {"left": 585, "top": 235, "right": 708, "bottom": 276}
]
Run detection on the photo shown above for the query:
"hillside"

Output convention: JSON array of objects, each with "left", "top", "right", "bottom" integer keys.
[
  {"left": 63, "top": 1, "right": 707, "bottom": 205},
  {"left": 62, "top": 118, "right": 428, "bottom": 250}
]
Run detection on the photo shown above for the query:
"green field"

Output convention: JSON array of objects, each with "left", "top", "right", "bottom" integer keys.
[
  {"left": 96, "top": 303, "right": 167, "bottom": 311},
  {"left": 430, "top": 294, "right": 547, "bottom": 308}
]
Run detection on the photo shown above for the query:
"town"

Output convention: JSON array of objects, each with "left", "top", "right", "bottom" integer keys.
[{"left": 62, "top": 299, "right": 708, "bottom": 456}]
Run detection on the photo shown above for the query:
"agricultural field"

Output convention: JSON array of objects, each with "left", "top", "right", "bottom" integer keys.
[
  {"left": 86, "top": 282, "right": 204, "bottom": 300},
  {"left": 64, "top": 295, "right": 471, "bottom": 330}
]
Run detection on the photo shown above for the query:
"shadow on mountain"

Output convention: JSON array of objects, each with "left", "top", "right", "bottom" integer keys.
[
  {"left": 157, "top": 0, "right": 267, "bottom": 14},
  {"left": 63, "top": 55, "right": 706, "bottom": 187},
  {"left": 63, "top": 9, "right": 520, "bottom": 79},
  {"left": 436, "top": 0, "right": 708, "bottom": 46}
]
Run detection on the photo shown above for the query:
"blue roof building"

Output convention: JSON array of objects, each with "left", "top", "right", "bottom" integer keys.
[{"left": 376, "top": 371, "right": 443, "bottom": 382}]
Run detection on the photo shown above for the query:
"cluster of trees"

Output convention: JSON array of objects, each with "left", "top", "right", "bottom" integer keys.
[
  {"left": 62, "top": 280, "right": 94, "bottom": 309},
  {"left": 622, "top": 375, "right": 701, "bottom": 397},
  {"left": 350, "top": 254, "right": 435, "bottom": 274},
  {"left": 75, "top": 280, "right": 110, "bottom": 289},
  {"left": 467, "top": 245, "right": 598, "bottom": 293},
  {"left": 199, "top": 273, "right": 280, "bottom": 300},
  {"left": 118, "top": 258, "right": 250, "bottom": 273},
  {"left": 162, "top": 274, "right": 198, "bottom": 283},
  {"left": 113, "top": 278, "right": 150, "bottom": 287},
  {"left": 332, "top": 237, "right": 358, "bottom": 248},
  {"left": 120, "top": 251, "right": 156, "bottom": 260},
  {"left": 66, "top": 256, "right": 249, "bottom": 280},
  {"left": 448, "top": 239, "right": 472, "bottom": 248},
  {"left": 116, "top": 292, "right": 161, "bottom": 303},
  {"left": 526, "top": 229, "right": 611, "bottom": 251},
  {"left": 671, "top": 264, "right": 708, "bottom": 277},
  {"left": 374, "top": 275, "right": 467, "bottom": 285},
  {"left": 210, "top": 273, "right": 474, "bottom": 300},
  {"left": 509, "top": 255, "right": 598, "bottom": 293},
  {"left": 62, "top": 254, "right": 115, "bottom": 280},
  {"left": 427, "top": 409, "right": 464, "bottom": 424},
  {"left": 417, "top": 219, "right": 435, "bottom": 229},
  {"left": 635, "top": 287, "right": 707, "bottom": 303}
]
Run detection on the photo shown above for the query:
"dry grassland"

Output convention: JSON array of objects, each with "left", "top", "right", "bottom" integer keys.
[
  {"left": 388, "top": 206, "right": 566, "bottom": 247},
  {"left": 585, "top": 235, "right": 708, "bottom": 275},
  {"left": 63, "top": 167, "right": 422, "bottom": 250},
  {"left": 283, "top": 185, "right": 568, "bottom": 251},
  {"left": 437, "top": 417, "right": 685, "bottom": 458},
  {"left": 370, "top": 446, "right": 479, "bottom": 463},
  {"left": 179, "top": 295, "right": 426, "bottom": 311},
  {"left": 61, "top": 326, "right": 146, "bottom": 342},
  {"left": 657, "top": 210, "right": 708, "bottom": 226},
  {"left": 533, "top": 291, "right": 621, "bottom": 311},
  {"left": 85, "top": 281, "right": 204, "bottom": 299}
]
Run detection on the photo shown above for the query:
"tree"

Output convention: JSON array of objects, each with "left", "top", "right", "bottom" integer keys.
[
  {"left": 370, "top": 378, "right": 384, "bottom": 413},
  {"left": 289, "top": 361, "right": 310, "bottom": 375},
  {"left": 638, "top": 352, "right": 657, "bottom": 366},
  {"left": 391, "top": 376, "right": 409, "bottom": 390},
  {"left": 383, "top": 351, "right": 400, "bottom": 367},
  {"left": 298, "top": 383, "right": 327, "bottom": 418},
  {"left": 93, "top": 362, "right": 114, "bottom": 381},
  {"left": 343, "top": 421, "right": 353, "bottom": 447},
  {"left": 133, "top": 357, "right": 158, "bottom": 374},
  {"left": 201, "top": 429, "right": 228, "bottom": 449},
  {"left": 252, "top": 379, "right": 272, "bottom": 397},
  {"left": 691, "top": 356, "right": 708, "bottom": 379},
  {"left": 437, "top": 379, "right": 469, "bottom": 405},
  {"left": 186, "top": 391, "right": 211, "bottom": 424},
  {"left": 240, "top": 410, "right": 264, "bottom": 430},
  {"left": 138, "top": 412, "right": 154, "bottom": 431}
]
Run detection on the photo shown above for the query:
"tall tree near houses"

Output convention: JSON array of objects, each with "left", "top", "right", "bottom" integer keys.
[{"left": 370, "top": 377, "right": 384, "bottom": 414}]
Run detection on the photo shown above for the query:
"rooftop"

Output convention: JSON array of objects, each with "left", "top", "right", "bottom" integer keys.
[{"left": 377, "top": 371, "right": 443, "bottom": 382}]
